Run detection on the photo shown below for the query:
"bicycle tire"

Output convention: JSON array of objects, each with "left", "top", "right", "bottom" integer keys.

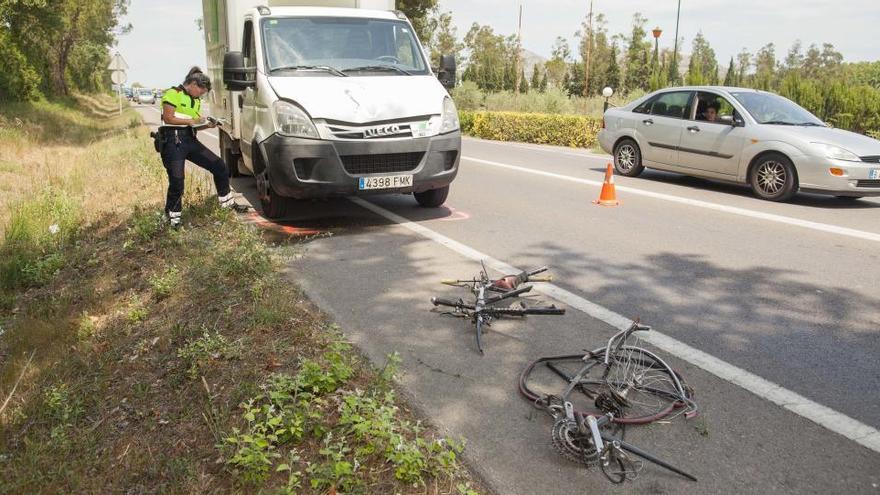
[{"left": 519, "top": 349, "right": 694, "bottom": 425}]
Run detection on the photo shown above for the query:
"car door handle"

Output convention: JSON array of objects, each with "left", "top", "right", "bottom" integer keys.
[
  {"left": 642, "top": 119, "right": 654, "bottom": 125},
  {"left": 687, "top": 126, "right": 701, "bottom": 132}
]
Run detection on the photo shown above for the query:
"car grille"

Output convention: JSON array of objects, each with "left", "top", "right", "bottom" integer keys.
[
  {"left": 856, "top": 180, "right": 880, "bottom": 188},
  {"left": 860, "top": 155, "right": 880, "bottom": 163},
  {"left": 341, "top": 152, "right": 424, "bottom": 175}
]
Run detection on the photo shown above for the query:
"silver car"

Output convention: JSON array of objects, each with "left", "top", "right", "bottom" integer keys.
[
  {"left": 136, "top": 88, "right": 156, "bottom": 105},
  {"left": 598, "top": 86, "right": 880, "bottom": 201}
]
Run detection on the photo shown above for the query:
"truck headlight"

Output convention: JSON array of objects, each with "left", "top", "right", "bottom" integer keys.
[
  {"left": 439, "top": 97, "right": 459, "bottom": 134},
  {"left": 811, "top": 142, "right": 860, "bottom": 162},
  {"left": 273, "top": 100, "right": 318, "bottom": 139}
]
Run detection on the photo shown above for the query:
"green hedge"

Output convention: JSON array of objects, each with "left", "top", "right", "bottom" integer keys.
[{"left": 458, "top": 110, "right": 603, "bottom": 148}]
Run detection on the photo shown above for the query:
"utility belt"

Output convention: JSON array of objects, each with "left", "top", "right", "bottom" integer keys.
[{"left": 150, "top": 126, "right": 195, "bottom": 152}]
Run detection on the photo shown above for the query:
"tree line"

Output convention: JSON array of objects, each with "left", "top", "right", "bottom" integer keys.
[{"left": 422, "top": 8, "right": 880, "bottom": 135}]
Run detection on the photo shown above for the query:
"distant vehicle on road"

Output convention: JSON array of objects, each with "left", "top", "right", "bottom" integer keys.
[
  {"left": 136, "top": 88, "right": 155, "bottom": 105},
  {"left": 599, "top": 86, "right": 880, "bottom": 201},
  {"left": 122, "top": 87, "right": 133, "bottom": 100}
]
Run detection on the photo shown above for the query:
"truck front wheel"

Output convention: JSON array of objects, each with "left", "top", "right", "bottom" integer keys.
[
  {"left": 413, "top": 185, "right": 449, "bottom": 208},
  {"left": 257, "top": 171, "right": 288, "bottom": 219}
]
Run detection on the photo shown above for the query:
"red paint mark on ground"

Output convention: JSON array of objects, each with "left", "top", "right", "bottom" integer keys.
[
  {"left": 438, "top": 207, "right": 471, "bottom": 222},
  {"left": 245, "top": 211, "right": 323, "bottom": 236}
]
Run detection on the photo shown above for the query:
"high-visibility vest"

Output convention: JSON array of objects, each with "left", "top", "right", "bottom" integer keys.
[{"left": 161, "top": 86, "right": 201, "bottom": 122}]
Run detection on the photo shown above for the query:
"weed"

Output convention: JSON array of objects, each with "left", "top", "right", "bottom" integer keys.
[
  {"left": 43, "top": 384, "right": 84, "bottom": 440},
  {"left": 149, "top": 265, "right": 180, "bottom": 300},
  {"left": 0, "top": 188, "right": 80, "bottom": 290},
  {"left": 127, "top": 306, "right": 147, "bottom": 324},
  {"left": 127, "top": 206, "right": 165, "bottom": 244},
  {"left": 77, "top": 312, "right": 97, "bottom": 341},
  {"left": 177, "top": 330, "right": 241, "bottom": 379},
  {"left": 306, "top": 435, "right": 358, "bottom": 492}
]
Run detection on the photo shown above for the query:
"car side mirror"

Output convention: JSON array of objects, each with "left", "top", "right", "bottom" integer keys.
[
  {"left": 719, "top": 115, "right": 743, "bottom": 127},
  {"left": 223, "top": 51, "right": 256, "bottom": 91},
  {"left": 437, "top": 54, "right": 456, "bottom": 91}
]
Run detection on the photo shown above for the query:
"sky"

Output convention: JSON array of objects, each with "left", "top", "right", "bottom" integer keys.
[{"left": 115, "top": 0, "right": 880, "bottom": 89}]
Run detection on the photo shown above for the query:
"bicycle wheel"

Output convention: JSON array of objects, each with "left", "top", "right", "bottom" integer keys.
[{"left": 575, "top": 345, "right": 692, "bottom": 424}]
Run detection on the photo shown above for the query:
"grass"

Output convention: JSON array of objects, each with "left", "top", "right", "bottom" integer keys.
[{"left": 0, "top": 96, "right": 482, "bottom": 493}]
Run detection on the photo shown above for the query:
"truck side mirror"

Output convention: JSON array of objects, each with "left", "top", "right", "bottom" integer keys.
[
  {"left": 437, "top": 54, "right": 456, "bottom": 91},
  {"left": 223, "top": 51, "right": 256, "bottom": 91}
]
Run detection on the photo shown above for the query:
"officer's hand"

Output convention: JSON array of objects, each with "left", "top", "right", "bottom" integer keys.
[{"left": 193, "top": 116, "right": 207, "bottom": 125}]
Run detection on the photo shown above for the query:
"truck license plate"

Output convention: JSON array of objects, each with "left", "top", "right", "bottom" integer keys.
[
  {"left": 870, "top": 169, "right": 880, "bottom": 180},
  {"left": 359, "top": 175, "right": 413, "bottom": 190}
]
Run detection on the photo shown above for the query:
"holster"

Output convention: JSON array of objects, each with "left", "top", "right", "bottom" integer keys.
[{"left": 150, "top": 130, "right": 166, "bottom": 153}]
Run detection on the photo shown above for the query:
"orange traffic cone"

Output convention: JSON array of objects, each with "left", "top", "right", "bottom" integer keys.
[{"left": 593, "top": 163, "right": 619, "bottom": 206}]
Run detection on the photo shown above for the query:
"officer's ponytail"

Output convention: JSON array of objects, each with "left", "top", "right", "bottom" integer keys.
[{"left": 183, "top": 66, "right": 211, "bottom": 92}]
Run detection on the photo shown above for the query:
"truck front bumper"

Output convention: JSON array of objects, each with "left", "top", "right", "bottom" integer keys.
[{"left": 260, "top": 131, "right": 461, "bottom": 199}]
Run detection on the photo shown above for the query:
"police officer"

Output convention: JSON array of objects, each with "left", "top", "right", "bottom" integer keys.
[{"left": 159, "top": 66, "right": 234, "bottom": 227}]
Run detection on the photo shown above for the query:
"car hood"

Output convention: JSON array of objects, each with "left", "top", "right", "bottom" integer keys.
[
  {"left": 267, "top": 75, "right": 447, "bottom": 124},
  {"left": 771, "top": 125, "right": 880, "bottom": 157}
]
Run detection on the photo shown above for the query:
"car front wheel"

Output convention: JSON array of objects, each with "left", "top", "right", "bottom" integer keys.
[
  {"left": 613, "top": 139, "right": 645, "bottom": 177},
  {"left": 749, "top": 153, "right": 798, "bottom": 202}
]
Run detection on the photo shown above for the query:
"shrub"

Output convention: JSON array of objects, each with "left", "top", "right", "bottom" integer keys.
[{"left": 459, "top": 110, "right": 602, "bottom": 148}]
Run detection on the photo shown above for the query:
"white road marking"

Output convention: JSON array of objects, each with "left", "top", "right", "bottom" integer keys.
[
  {"left": 350, "top": 196, "right": 880, "bottom": 454},
  {"left": 463, "top": 156, "right": 880, "bottom": 243},
  {"left": 464, "top": 136, "right": 610, "bottom": 160}
]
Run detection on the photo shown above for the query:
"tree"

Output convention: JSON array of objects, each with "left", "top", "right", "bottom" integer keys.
[
  {"left": 605, "top": 43, "right": 621, "bottom": 92},
  {"left": 736, "top": 48, "right": 752, "bottom": 86},
  {"left": 518, "top": 68, "right": 529, "bottom": 93},
  {"left": 545, "top": 37, "right": 570, "bottom": 88},
  {"left": 753, "top": 43, "right": 777, "bottom": 90},
  {"left": 623, "top": 13, "right": 651, "bottom": 94},
  {"left": 685, "top": 32, "right": 718, "bottom": 86},
  {"left": 539, "top": 71, "right": 548, "bottom": 92},
  {"left": 397, "top": 0, "right": 437, "bottom": 42},
  {"left": 462, "top": 23, "right": 510, "bottom": 91},
  {"left": 425, "top": 7, "right": 462, "bottom": 69},
  {"left": 530, "top": 64, "right": 541, "bottom": 91},
  {"left": 3, "top": 0, "right": 131, "bottom": 96},
  {"left": 723, "top": 57, "right": 736, "bottom": 86},
  {"left": 784, "top": 40, "right": 804, "bottom": 72}
]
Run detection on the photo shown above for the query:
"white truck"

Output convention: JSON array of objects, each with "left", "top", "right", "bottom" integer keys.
[{"left": 201, "top": 0, "right": 460, "bottom": 218}]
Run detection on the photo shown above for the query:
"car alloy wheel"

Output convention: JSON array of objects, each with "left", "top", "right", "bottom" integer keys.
[
  {"left": 617, "top": 144, "right": 636, "bottom": 172},
  {"left": 755, "top": 160, "right": 787, "bottom": 196}
]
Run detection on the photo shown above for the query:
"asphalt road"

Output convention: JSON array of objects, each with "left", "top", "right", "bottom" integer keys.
[{"left": 138, "top": 105, "right": 880, "bottom": 494}]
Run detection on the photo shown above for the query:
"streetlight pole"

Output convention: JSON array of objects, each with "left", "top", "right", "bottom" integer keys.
[{"left": 671, "top": 0, "right": 681, "bottom": 84}]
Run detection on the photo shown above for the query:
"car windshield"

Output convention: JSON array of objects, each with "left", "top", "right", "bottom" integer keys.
[
  {"left": 730, "top": 91, "right": 825, "bottom": 126},
  {"left": 262, "top": 17, "right": 428, "bottom": 76}
]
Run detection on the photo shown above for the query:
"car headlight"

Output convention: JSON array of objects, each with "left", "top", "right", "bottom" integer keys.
[
  {"left": 439, "top": 97, "right": 460, "bottom": 134},
  {"left": 273, "top": 100, "right": 319, "bottom": 139},
  {"left": 811, "top": 142, "right": 860, "bottom": 162}
]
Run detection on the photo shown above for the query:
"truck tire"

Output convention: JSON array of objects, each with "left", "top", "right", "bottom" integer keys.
[
  {"left": 413, "top": 185, "right": 449, "bottom": 207},
  {"left": 257, "top": 171, "right": 288, "bottom": 219}
]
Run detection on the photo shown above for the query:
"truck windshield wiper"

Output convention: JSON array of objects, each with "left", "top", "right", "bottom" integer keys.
[
  {"left": 796, "top": 122, "right": 827, "bottom": 127},
  {"left": 269, "top": 65, "right": 348, "bottom": 77},
  {"left": 342, "top": 65, "right": 412, "bottom": 75},
  {"left": 761, "top": 120, "right": 797, "bottom": 125}
]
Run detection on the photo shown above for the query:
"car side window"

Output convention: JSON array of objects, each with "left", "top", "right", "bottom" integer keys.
[
  {"left": 648, "top": 91, "right": 693, "bottom": 119},
  {"left": 633, "top": 96, "right": 657, "bottom": 114},
  {"left": 694, "top": 92, "right": 738, "bottom": 124}
]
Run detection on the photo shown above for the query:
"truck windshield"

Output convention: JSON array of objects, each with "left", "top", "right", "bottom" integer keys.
[{"left": 262, "top": 17, "right": 428, "bottom": 76}]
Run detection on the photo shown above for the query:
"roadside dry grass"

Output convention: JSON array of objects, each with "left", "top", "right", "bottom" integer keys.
[{"left": 0, "top": 97, "right": 483, "bottom": 494}]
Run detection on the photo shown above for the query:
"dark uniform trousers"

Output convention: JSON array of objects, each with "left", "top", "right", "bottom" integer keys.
[{"left": 159, "top": 129, "right": 230, "bottom": 215}]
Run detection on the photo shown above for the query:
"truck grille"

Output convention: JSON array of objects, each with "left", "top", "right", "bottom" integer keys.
[
  {"left": 341, "top": 152, "right": 424, "bottom": 175},
  {"left": 856, "top": 180, "right": 880, "bottom": 188},
  {"left": 860, "top": 156, "right": 880, "bottom": 163}
]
